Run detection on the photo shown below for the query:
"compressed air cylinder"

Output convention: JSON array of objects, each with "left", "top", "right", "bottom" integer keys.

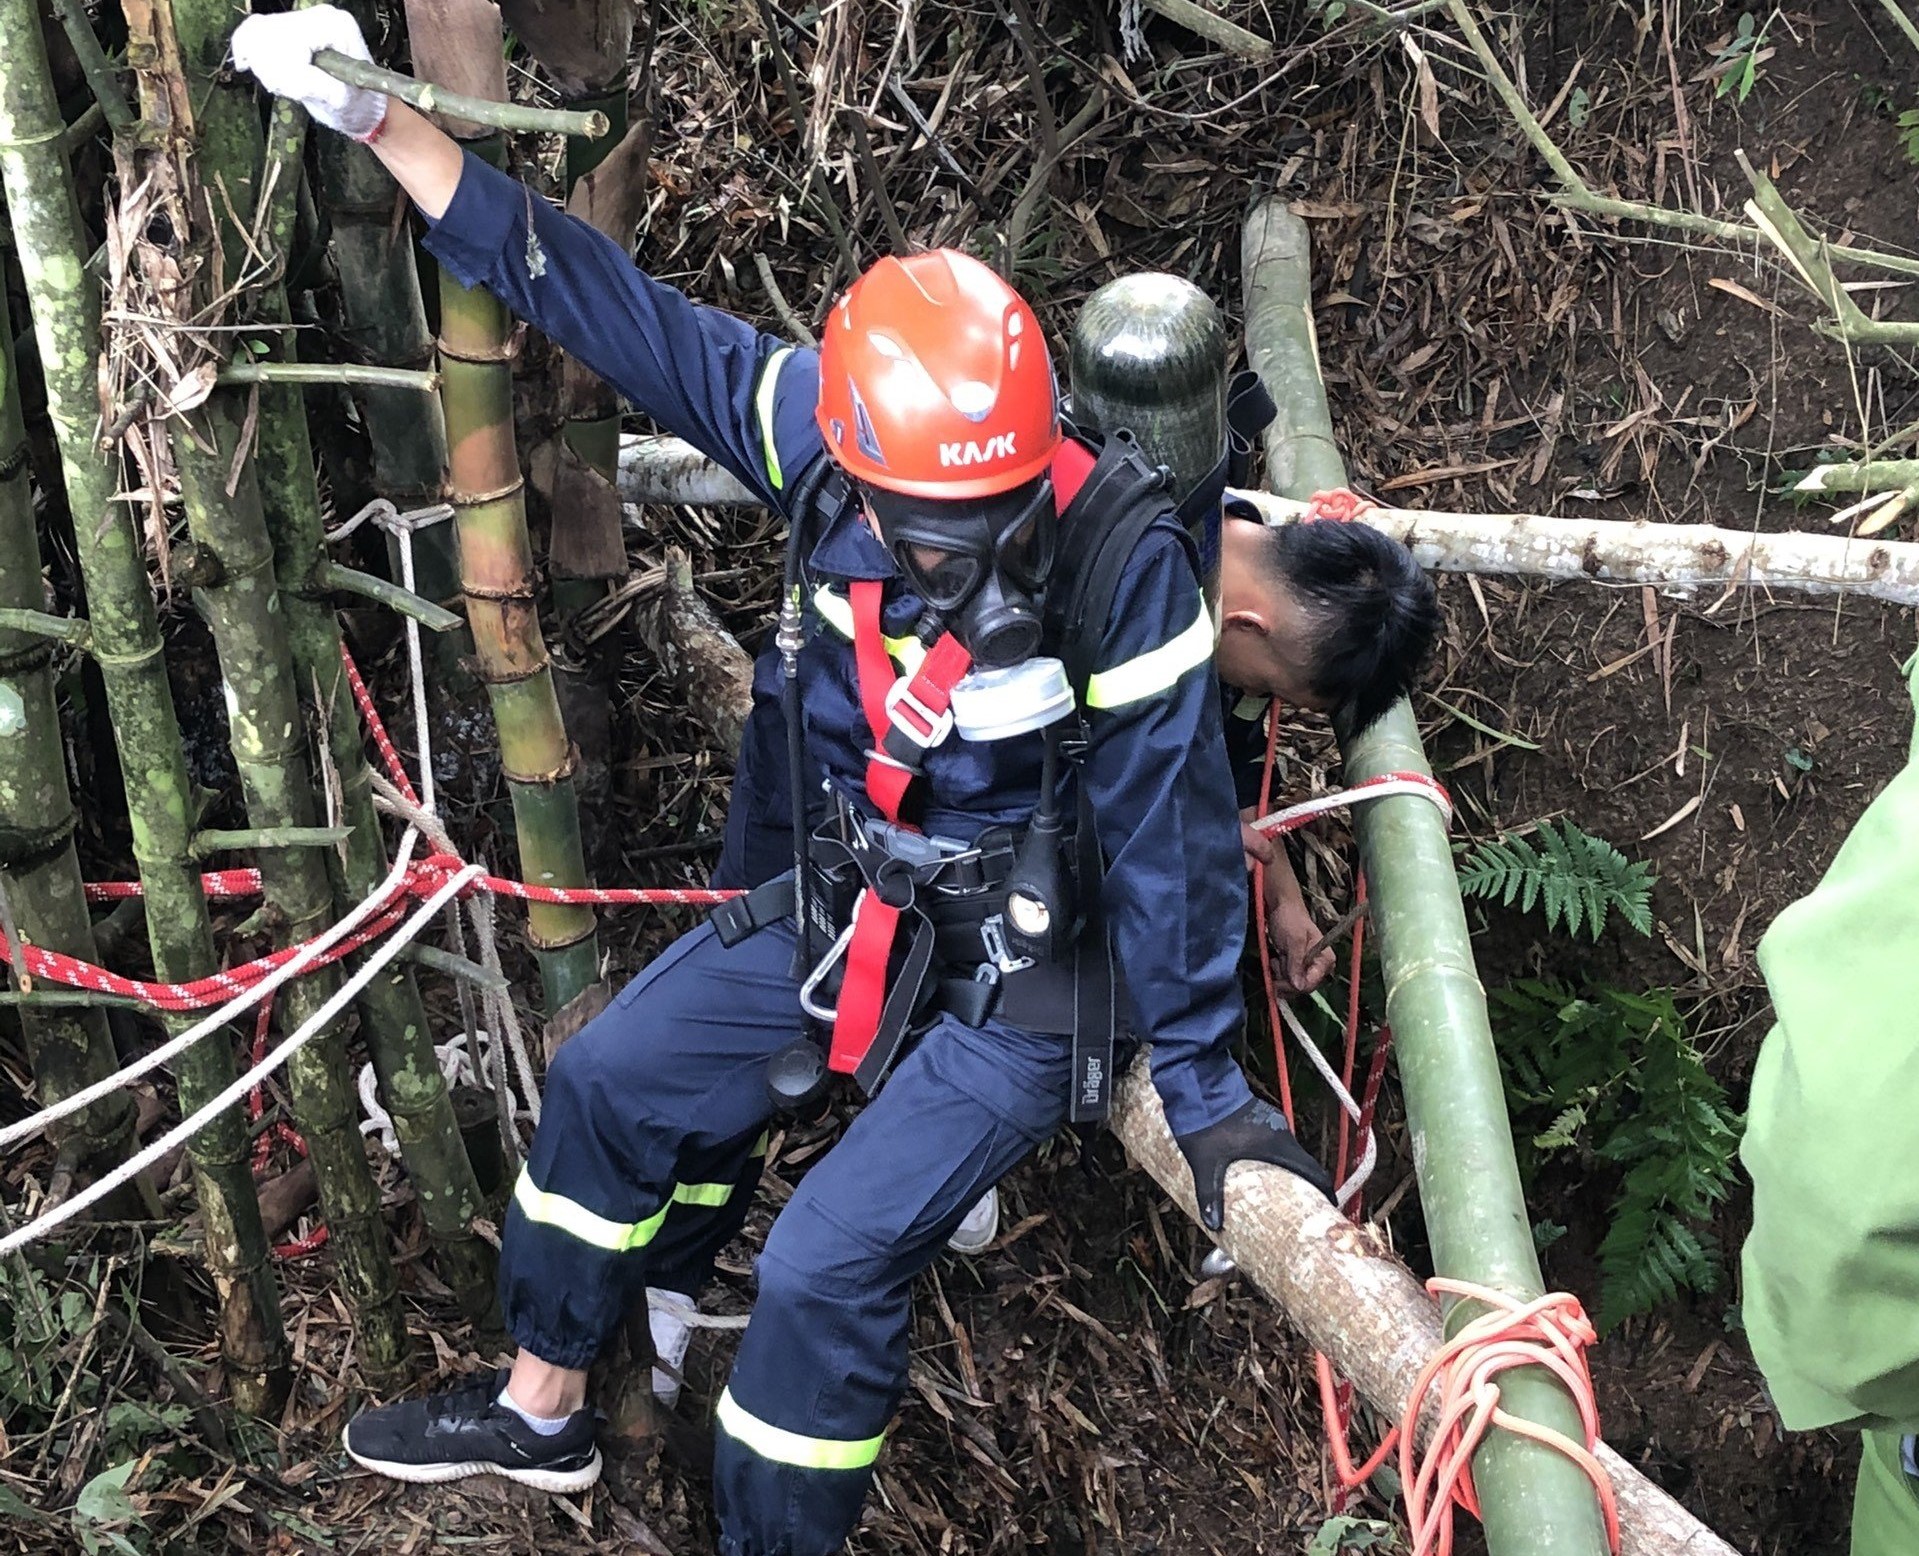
[{"left": 1067, "top": 273, "right": 1230, "bottom": 618}]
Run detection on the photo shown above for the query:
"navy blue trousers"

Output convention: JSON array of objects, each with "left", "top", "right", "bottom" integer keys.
[{"left": 499, "top": 911, "right": 1073, "bottom": 1555}]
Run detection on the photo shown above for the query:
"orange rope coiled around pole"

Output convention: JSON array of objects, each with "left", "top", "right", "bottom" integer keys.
[{"left": 1317, "top": 1280, "right": 1621, "bottom": 1556}]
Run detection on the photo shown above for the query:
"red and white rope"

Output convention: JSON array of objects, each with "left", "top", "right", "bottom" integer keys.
[
  {"left": 0, "top": 832, "right": 425, "bottom": 1151},
  {"left": 0, "top": 861, "right": 483, "bottom": 1254}
]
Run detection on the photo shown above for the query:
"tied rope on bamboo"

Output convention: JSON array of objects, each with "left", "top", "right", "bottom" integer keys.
[{"left": 1247, "top": 488, "right": 1619, "bottom": 1556}]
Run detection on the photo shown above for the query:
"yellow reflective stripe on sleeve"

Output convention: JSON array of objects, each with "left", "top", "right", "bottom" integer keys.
[
  {"left": 513, "top": 1168, "right": 750, "bottom": 1251},
  {"left": 514, "top": 1168, "right": 670, "bottom": 1253},
  {"left": 756, "top": 347, "right": 795, "bottom": 493},
  {"left": 1083, "top": 594, "right": 1214, "bottom": 711},
  {"left": 810, "top": 586, "right": 926, "bottom": 671},
  {"left": 716, "top": 1388, "right": 885, "bottom": 1471}
]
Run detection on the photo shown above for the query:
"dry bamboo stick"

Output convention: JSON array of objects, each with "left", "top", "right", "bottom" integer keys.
[{"left": 616, "top": 433, "right": 1919, "bottom": 606}]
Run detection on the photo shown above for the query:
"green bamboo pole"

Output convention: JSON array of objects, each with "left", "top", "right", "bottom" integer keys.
[
  {"left": 1241, "top": 197, "right": 1612, "bottom": 1556},
  {"left": 405, "top": 0, "right": 597, "bottom": 1011},
  {"left": 247, "top": 87, "right": 498, "bottom": 1331},
  {"left": 0, "top": 297, "right": 129, "bottom": 1160},
  {"left": 120, "top": 0, "right": 407, "bottom": 1377},
  {"left": 438, "top": 273, "right": 599, "bottom": 1010},
  {"left": 0, "top": 0, "right": 287, "bottom": 1412}
]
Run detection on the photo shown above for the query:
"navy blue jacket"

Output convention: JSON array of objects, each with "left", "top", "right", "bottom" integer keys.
[{"left": 424, "top": 153, "right": 1255, "bottom": 1137}]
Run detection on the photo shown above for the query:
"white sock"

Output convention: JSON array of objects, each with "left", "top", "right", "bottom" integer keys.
[{"left": 497, "top": 1385, "right": 573, "bottom": 1435}]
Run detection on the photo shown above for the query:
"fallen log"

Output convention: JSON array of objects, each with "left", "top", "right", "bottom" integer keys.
[
  {"left": 633, "top": 546, "right": 755, "bottom": 755},
  {"left": 1109, "top": 1063, "right": 1739, "bottom": 1556},
  {"left": 619, "top": 432, "right": 1919, "bottom": 608}
]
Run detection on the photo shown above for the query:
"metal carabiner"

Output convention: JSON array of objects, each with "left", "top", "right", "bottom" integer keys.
[{"left": 798, "top": 913, "right": 860, "bottom": 1023}]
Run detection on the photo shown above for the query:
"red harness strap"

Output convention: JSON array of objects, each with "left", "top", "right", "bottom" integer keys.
[{"left": 828, "top": 579, "right": 972, "bottom": 1074}]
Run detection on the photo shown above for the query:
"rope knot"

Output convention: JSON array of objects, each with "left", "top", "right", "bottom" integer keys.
[{"left": 1303, "top": 486, "right": 1376, "bottom": 523}]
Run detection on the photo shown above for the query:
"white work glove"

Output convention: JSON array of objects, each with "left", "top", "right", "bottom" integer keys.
[{"left": 231, "top": 6, "right": 389, "bottom": 143}]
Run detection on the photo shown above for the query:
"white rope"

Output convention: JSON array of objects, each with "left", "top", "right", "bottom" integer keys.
[
  {"left": 649, "top": 1287, "right": 751, "bottom": 1331},
  {"left": 0, "top": 830, "right": 424, "bottom": 1153},
  {"left": 1251, "top": 776, "right": 1454, "bottom": 836},
  {"left": 1277, "top": 1001, "right": 1377, "bottom": 1211},
  {"left": 0, "top": 861, "right": 483, "bottom": 1255}
]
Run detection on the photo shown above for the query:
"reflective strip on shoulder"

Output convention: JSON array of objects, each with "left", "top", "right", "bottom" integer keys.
[
  {"left": 1084, "top": 593, "right": 1214, "bottom": 711},
  {"left": 513, "top": 1168, "right": 749, "bottom": 1250},
  {"left": 811, "top": 585, "right": 926, "bottom": 671},
  {"left": 755, "top": 346, "right": 795, "bottom": 493},
  {"left": 716, "top": 1388, "right": 885, "bottom": 1471}
]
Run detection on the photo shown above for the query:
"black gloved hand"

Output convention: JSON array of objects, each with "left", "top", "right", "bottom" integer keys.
[{"left": 1176, "top": 1098, "right": 1335, "bottom": 1232}]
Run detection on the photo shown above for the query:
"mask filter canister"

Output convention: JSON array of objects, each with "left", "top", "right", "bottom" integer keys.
[{"left": 949, "top": 658, "right": 1074, "bottom": 743}]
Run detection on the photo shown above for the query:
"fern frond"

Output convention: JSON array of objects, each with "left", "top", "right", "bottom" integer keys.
[{"left": 1458, "top": 820, "right": 1655, "bottom": 941}]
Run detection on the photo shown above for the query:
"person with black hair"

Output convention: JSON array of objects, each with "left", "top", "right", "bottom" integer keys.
[{"left": 1215, "top": 510, "right": 1441, "bottom": 997}]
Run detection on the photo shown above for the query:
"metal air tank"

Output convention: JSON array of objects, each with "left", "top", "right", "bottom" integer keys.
[{"left": 1067, "top": 273, "right": 1230, "bottom": 617}]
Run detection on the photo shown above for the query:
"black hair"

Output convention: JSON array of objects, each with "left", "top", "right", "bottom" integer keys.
[{"left": 1255, "top": 520, "right": 1439, "bottom": 733}]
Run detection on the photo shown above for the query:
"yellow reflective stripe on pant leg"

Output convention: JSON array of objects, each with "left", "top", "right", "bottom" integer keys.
[
  {"left": 1083, "top": 593, "right": 1214, "bottom": 711},
  {"left": 755, "top": 347, "right": 794, "bottom": 493},
  {"left": 513, "top": 1168, "right": 671, "bottom": 1253},
  {"left": 513, "top": 1169, "right": 750, "bottom": 1247},
  {"left": 811, "top": 586, "right": 926, "bottom": 670},
  {"left": 716, "top": 1387, "right": 885, "bottom": 1470}
]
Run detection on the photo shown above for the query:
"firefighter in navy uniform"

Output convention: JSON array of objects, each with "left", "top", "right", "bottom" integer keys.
[{"left": 236, "top": 13, "right": 1339, "bottom": 1551}]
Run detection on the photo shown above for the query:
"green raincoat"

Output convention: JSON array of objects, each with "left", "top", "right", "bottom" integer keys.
[{"left": 1742, "top": 653, "right": 1919, "bottom": 1554}]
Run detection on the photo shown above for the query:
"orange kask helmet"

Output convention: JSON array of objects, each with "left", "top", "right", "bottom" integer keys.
[{"left": 815, "top": 249, "right": 1062, "bottom": 500}]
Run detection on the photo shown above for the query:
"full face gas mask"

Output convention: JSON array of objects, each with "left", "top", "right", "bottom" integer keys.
[
  {"left": 861, "top": 479, "right": 1076, "bottom": 745},
  {"left": 863, "top": 479, "right": 1055, "bottom": 671}
]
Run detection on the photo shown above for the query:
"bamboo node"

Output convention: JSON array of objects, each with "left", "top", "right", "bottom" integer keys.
[
  {"left": 502, "top": 742, "right": 581, "bottom": 788},
  {"left": 449, "top": 476, "right": 529, "bottom": 509}
]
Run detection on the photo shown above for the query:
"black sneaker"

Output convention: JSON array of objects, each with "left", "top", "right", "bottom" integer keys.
[{"left": 343, "top": 1368, "right": 602, "bottom": 1492}]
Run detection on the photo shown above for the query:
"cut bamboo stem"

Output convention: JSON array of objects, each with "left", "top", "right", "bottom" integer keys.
[
  {"left": 617, "top": 432, "right": 1919, "bottom": 606},
  {"left": 119, "top": 0, "right": 410, "bottom": 1377},
  {"left": 314, "top": 48, "right": 609, "bottom": 137},
  {"left": 1243, "top": 193, "right": 1611, "bottom": 1556},
  {"left": 0, "top": 0, "right": 287, "bottom": 1412}
]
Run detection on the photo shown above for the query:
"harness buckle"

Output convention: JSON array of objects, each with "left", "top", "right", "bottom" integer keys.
[
  {"left": 979, "top": 914, "right": 1035, "bottom": 978},
  {"left": 883, "top": 677, "right": 955, "bottom": 751}
]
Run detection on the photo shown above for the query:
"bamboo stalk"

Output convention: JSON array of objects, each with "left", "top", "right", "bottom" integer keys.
[
  {"left": 1243, "top": 194, "right": 1611, "bottom": 1556},
  {"left": 408, "top": 0, "right": 597, "bottom": 1012},
  {"left": 617, "top": 432, "right": 1919, "bottom": 606},
  {"left": 0, "top": 295, "right": 131, "bottom": 1160},
  {"left": 216, "top": 361, "right": 442, "bottom": 392},
  {"left": 243, "top": 152, "right": 501, "bottom": 1330},
  {"left": 46, "top": 0, "right": 134, "bottom": 133},
  {"left": 118, "top": 0, "right": 410, "bottom": 1376},
  {"left": 0, "top": 0, "right": 287, "bottom": 1412}
]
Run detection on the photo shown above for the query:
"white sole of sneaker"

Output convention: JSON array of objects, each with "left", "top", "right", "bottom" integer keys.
[{"left": 345, "top": 1444, "right": 603, "bottom": 1494}]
